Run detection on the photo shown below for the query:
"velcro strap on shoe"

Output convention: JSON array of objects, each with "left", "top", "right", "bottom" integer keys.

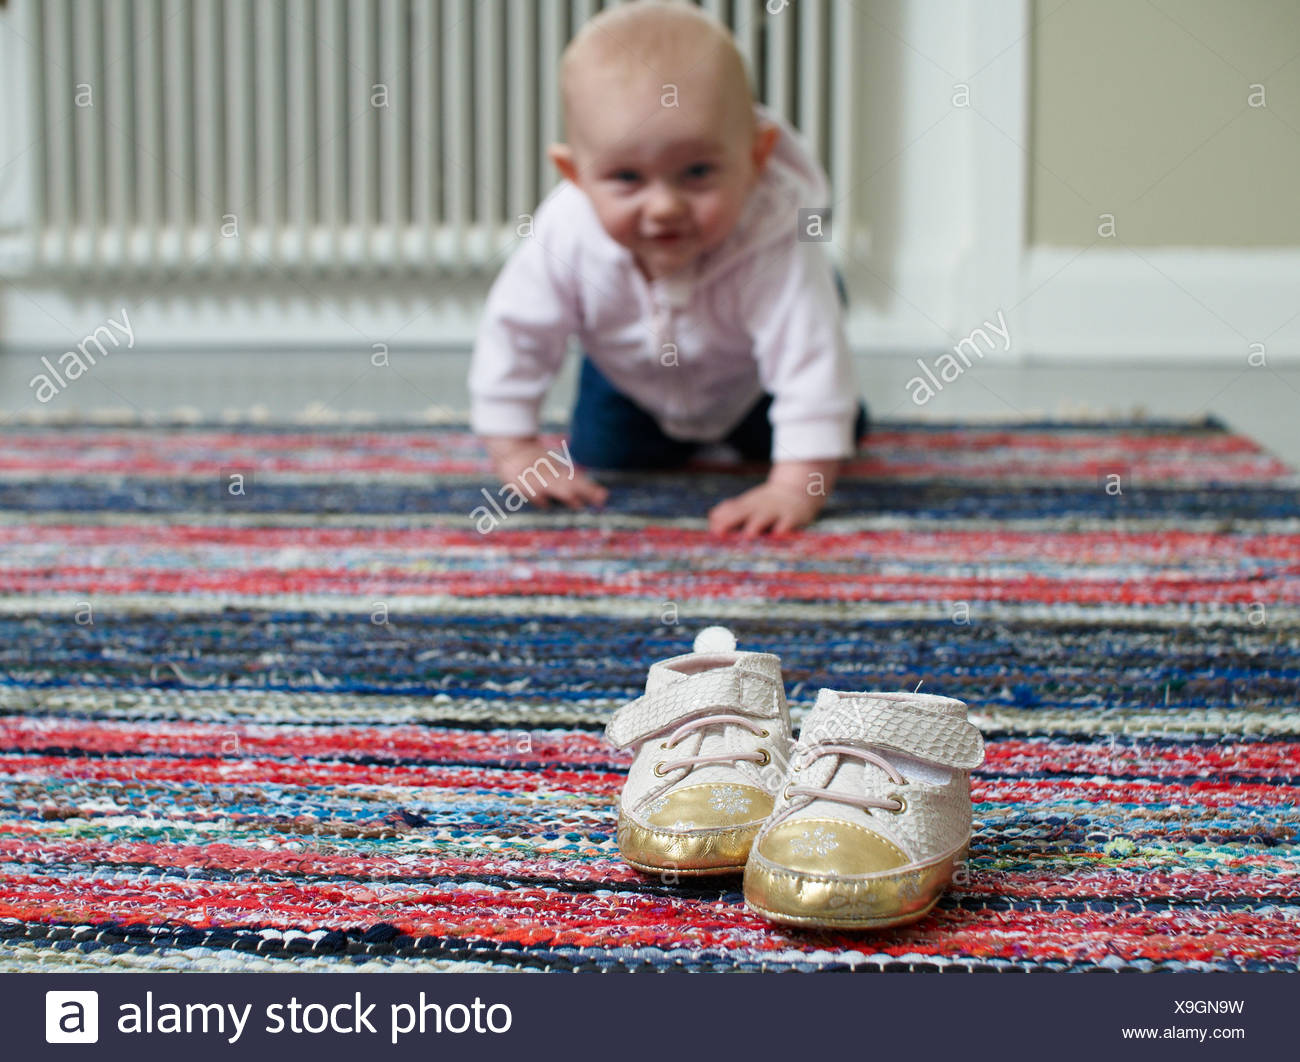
[
  {"left": 800, "top": 697, "right": 985, "bottom": 771},
  {"left": 606, "top": 667, "right": 783, "bottom": 749}
]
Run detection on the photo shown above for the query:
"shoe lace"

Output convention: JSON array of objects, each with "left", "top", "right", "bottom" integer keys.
[
  {"left": 653, "top": 713, "right": 772, "bottom": 777},
  {"left": 783, "top": 743, "right": 906, "bottom": 813}
]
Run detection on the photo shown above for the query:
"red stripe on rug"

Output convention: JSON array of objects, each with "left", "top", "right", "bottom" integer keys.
[
  {"left": 3, "top": 756, "right": 1296, "bottom": 807},
  {"left": 7, "top": 567, "right": 1297, "bottom": 603},
  {"left": 3, "top": 876, "right": 1296, "bottom": 961},
  {"left": 4, "top": 723, "right": 1297, "bottom": 778}
]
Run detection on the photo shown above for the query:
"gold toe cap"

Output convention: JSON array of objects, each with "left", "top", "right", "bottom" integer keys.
[
  {"left": 745, "top": 831, "right": 969, "bottom": 929},
  {"left": 618, "top": 785, "right": 774, "bottom": 875},
  {"left": 640, "top": 783, "right": 773, "bottom": 831},
  {"left": 755, "top": 818, "right": 909, "bottom": 875}
]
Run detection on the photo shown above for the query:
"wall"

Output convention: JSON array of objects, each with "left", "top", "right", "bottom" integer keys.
[{"left": 1029, "top": 0, "right": 1300, "bottom": 247}]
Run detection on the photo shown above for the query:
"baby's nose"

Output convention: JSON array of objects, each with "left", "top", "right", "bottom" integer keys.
[{"left": 645, "top": 182, "right": 686, "bottom": 219}]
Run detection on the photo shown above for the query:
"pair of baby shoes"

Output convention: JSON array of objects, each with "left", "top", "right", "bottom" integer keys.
[{"left": 605, "top": 627, "right": 985, "bottom": 929}]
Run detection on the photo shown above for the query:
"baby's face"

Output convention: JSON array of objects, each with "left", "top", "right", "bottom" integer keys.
[{"left": 554, "top": 73, "right": 777, "bottom": 280}]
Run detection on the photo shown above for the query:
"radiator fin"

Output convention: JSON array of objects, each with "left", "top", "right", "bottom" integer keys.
[{"left": 20, "top": 0, "right": 856, "bottom": 275}]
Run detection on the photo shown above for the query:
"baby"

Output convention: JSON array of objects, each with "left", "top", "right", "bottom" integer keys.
[{"left": 469, "top": 0, "right": 866, "bottom": 536}]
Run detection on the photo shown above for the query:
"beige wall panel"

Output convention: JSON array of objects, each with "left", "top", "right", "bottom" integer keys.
[{"left": 1029, "top": 0, "right": 1300, "bottom": 246}]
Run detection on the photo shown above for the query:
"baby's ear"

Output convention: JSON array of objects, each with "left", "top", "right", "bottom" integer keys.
[
  {"left": 548, "top": 143, "right": 580, "bottom": 185},
  {"left": 751, "top": 120, "right": 781, "bottom": 173}
]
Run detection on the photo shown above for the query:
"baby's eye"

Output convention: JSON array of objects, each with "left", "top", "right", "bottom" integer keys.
[
  {"left": 684, "top": 163, "right": 714, "bottom": 178},
  {"left": 612, "top": 170, "right": 640, "bottom": 183}
]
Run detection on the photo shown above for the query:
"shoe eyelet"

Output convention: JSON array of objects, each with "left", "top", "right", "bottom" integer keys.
[
  {"left": 755, "top": 748, "right": 771, "bottom": 766},
  {"left": 890, "top": 795, "right": 907, "bottom": 814},
  {"left": 783, "top": 785, "right": 795, "bottom": 801},
  {"left": 758, "top": 729, "right": 770, "bottom": 738},
  {"left": 653, "top": 762, "right": 670, "bottom": 777}
]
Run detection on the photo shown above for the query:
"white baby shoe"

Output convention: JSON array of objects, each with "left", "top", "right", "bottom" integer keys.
[
  {"left": 744, "top": 690, "right": 984, "bottom": 928},
  {"left": 606, "top": 626, "right": 792, "bottom": 876}
]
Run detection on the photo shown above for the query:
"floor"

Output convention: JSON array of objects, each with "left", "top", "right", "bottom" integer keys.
[{"left": 2, "top": 349, "right": 1298, "bottom": 467}]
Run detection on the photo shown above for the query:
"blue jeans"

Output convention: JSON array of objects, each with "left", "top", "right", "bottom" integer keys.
[{"left": 569, "top": 267, "right": 867, "bottom": 470}]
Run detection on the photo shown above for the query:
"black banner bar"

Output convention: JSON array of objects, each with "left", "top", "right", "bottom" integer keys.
[{"left": 6, "top": 971, "right": 1290, "bottom": 1061}]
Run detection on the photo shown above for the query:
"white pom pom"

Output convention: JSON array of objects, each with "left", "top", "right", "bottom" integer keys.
[{"left": 693, "top": 626, "right": 737, "bottom": 654}]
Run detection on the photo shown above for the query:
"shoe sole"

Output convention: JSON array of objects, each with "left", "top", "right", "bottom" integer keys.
[
  {"left": 743, "top": 894, "right": 940, "bottom": 930},
  {"left": 623, "top": 855, "right": 747, "bottom": 877}
]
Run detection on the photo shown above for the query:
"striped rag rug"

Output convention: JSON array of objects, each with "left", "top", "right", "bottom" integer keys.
[{"left": 1, "top": 417, "right": 1297, "bottom": 973}]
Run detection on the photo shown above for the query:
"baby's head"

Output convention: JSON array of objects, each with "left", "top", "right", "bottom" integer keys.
[{"left": 548, "top": 0, "right": 780, "bottom": 280}]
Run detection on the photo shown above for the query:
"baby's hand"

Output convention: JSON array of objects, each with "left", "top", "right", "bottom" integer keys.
[
  {"left": 708, "top": 481, "right": 823, "bottom": 537},
  {"left": 484, "top": 436, "right": 609, "bottom": 510},
  {"left": 708, "top": 459, "right": 839, "bottom": 537}
]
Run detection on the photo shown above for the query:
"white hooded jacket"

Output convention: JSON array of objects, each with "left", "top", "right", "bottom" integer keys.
[{"left": 469, "top": 103, "right": 859, "bottom": 462}]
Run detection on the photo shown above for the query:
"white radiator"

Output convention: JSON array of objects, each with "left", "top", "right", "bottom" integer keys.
[{"left": 7, "top": 0, "right": 858, "bottom": 277}]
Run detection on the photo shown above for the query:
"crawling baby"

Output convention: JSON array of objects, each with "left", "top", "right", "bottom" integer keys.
[{"left": 469, "top": 0, "right": 866, "bottom": 536}]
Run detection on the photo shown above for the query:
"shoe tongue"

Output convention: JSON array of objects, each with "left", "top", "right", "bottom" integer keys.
[
  {"left": 644, "top": 650, "right": 776, "bottom": 695},
  {"left": 821, "top": 749, "right": 949, "bottom": 790}
]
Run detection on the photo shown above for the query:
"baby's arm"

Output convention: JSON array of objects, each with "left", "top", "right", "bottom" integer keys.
[
  {"left": 712, "top": 242, "right": 859, "bottom": 535},
  {"left": 470, "top": 201, "right": 607, "bottom": 509}
]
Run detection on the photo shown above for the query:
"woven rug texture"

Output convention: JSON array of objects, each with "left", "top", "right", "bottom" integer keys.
[{"left": 1, "top": 417, "right": 1297, "bottom": 972}]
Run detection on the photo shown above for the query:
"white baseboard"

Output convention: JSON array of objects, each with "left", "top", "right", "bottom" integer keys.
[
  {"left": 1012, "top": 247, "right": 1300, "bottom": 362},
  {"left": 0, "top": 252, "right": 968, "bottom": 357},
  {"left": 0, "top": 275, "right": 489, "bottom": 353},
  {"left": 4, "top": 246, "right": 1299, "bottom": 367}
]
